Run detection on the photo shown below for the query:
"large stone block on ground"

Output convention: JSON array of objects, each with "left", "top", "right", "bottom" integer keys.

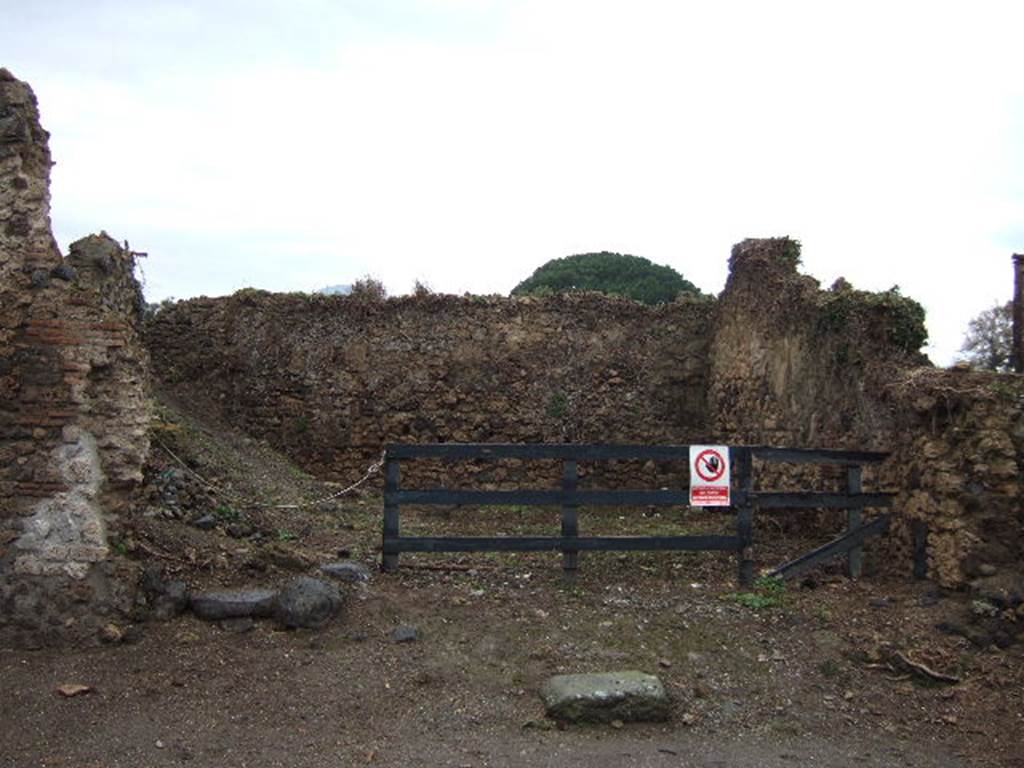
[
  {"left": 272, "top": 577, "right": 343, "bottom": 629},
  {"left": 190, "top": 589, "right": 277, "bottom": 621},
  {"left": 540, "top": 671, "right": 670, "bottom": 723}
]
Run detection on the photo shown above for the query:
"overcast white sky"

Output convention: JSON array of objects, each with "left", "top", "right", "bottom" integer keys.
[{"left": 3, "top": 0, "right": 1022, "bottom": 363}]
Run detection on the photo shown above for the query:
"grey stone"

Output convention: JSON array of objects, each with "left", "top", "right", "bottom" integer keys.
[
  {"left": 190, "top": 589, "right": 277, "bottom": 621},
  {"left": 971, "top": 599, "right": 1000, "bottom": 618},
  {"left": 29, "top": 268, "right": 49, "bottom": 288},
  {"left": 140, "top": 564, "right": 168, "bottom": 597},
  {"left": 272, "top": 577, "right": 343, "bottom": 629},
  {"left": 540, "top": 671, "right": 670, "bottom": 723},
  {"left": 50, "top": 263, "right": 76, "bottom": 281},
  {"left": 141, "top": 565, "right": 190, "bottom": 620},
  {"left": 226, "top": 523, "right": 254, "bottom": 539},
  {"left": 391, "top": 625, "right": 420, "bottom": 643},
  {"left": 971, "top": 573, "right": 1024, "bottom": 609},
  {"left": 153, "top": 580, "right": 189, "bottom": 620},
  {"left": 320, "top": 561, "right": 372, "bottom": 583},
  {"left": 193, "top": 514, "right": 217, "bottom": 530}
]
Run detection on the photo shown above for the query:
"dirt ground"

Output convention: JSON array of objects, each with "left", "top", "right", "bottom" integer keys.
[{"left": 2, "top": 397, "right": 1022, "bottom": 768}]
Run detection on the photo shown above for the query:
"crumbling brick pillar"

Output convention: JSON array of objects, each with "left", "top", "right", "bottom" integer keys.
[{"left": 0, "top": 69, "right": 151, "bottom": 646}]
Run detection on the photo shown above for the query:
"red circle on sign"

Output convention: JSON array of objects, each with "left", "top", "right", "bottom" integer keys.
[{"left": 694, "top": 449, "right": 726, "bottom": 482}]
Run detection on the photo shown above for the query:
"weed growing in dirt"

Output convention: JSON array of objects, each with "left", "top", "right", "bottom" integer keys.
[
  {"left": 214, "top": 504, "right": 241, "bottom": 522},
  {"left": 730, "top": 592, "right": 781, "bottom": 610},
  {"left": 726, "top": 575, "right": 786, "bottom": 610},
  {"left": 288, "top": 465, "right": 313, "bottom": 481},
  {"left": 818, "top": 659, "right": 841, "bottom": 678},
  {"left": 754, "top": 575, "right": 786, "bottom": 596},
  {"left": 547, "top": 391, "right": 569, "bottom": 419},
  {"left": 277, "top": 529, "right": 298, "bottom": 542}
]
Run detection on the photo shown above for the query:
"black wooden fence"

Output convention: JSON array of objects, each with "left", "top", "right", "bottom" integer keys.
[{"left": 381, "top": 443, "right": 894, "bottom": 585}]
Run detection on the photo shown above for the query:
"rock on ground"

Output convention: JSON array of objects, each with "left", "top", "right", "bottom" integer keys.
[
  {"left": 540, "top": 671, "right": 670, "bottom": 724},
  {"left": 320, "top": 561, "right": 372, "bottom": 583},
  {"left": 272, "top": 577, "right": 343, "bottom": 629},
  {"left": 391, "top": 625, "right": 419, "bottom": 643},
  {"left": 190, "top": 589, "right": 277, "bottom": 621}
]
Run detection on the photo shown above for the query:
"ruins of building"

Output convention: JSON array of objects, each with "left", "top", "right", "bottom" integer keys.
[{"left": 2, "top": 67, "right": 1021, "bottom": 645}]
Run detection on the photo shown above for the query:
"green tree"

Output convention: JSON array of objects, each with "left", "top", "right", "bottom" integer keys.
[
  {"left": 960, "top": 301, "right": 1012, "bottom": 371},
  {"left": 511, "top": 252, "right": 703, "bottom": 305}
]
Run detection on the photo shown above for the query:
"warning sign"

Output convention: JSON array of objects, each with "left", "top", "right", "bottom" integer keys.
[{"left": 689, "top": 445, "right": 731, "bottom": 507}]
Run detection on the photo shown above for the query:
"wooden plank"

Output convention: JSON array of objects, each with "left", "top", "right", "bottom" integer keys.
[
  {"left": 734, "top": 447, "right": 755, "bottom": 587},
  {"left": 753, "top": 492, "right": 894, "bottom": 509},
  {"left": 847, "top": 466, "right": 864, "bottom": 579},
  {"left": 381, "top": 458, "right": 401, "bottom": 572},
  {"left": 389, "top": 488, "right": 893, "bottom": 509},
  {"left": 751, "top": 446, "right": 889, "bottom": 465},
  {"left": 383, "top": 534, "right": 743, "bottom": 554},
  {"left": 768, "top": 515, "right": 890, "bottom": 580},
  {"left": 387, "top": 443, "right": 891, "bottom": 464},
  {"left": 561, "top": 460, "right": 579, "bottom": 572},
  {"left": 388, "top": 489, "right": 694, "bottom": 507},
  {"left": 385, "top": 443, "right": 693, "bottom": 461}
]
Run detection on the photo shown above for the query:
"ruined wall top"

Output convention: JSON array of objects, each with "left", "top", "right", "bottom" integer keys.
[{"left": 0, "top": 69, "right": 60, "bottom": 274}]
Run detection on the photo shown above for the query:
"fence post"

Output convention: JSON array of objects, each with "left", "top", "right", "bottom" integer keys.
[
  {"left": 561, "top": 459, "right": 579, "bottom": 572},
  {"left": 735, "top": 447, "right": 754, "bottom": 587},
  {"left": 382, "top": 455, "right": 401, "bottom": 572},
  {"left": 846, "top": 465, "right": 864, "bottom": 579}
]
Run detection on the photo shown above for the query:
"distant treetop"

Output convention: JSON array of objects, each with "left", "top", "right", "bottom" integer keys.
[{"left": 511, "top": 251, "right": 704, "bottom": 306}]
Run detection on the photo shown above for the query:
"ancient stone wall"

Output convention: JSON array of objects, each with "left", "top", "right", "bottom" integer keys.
[
  {"left": 0, "top": 70, "right": 151, "bottom": 646},
  {"left": 5, "top": 66, "right": 1019, "bottom": 646},
  {"left": 708, "top": 239, "right": 1024, "bottom": 587},
  {"left": 146, "top": 238, "right": 1024, "bottom": 587},
  {"left": 147, "top": 290, "right": 713, "bottom": 489}
]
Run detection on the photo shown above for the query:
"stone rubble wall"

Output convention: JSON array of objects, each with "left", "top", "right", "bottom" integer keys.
[
  {"left": 146, "top": 238, "right": 1024, "bottom": 588},
  {"left": 878, "top": 371, "right": 1023, "bottom": 587},
  {"left": 708, "top": 239, "right": 1023, "bottom": 586},
  {"left": 146, "top": 290, "right": 714, "bottom": 490},
  {"left": 3, "top": 60, "right": 1019, "bottom": 651},
  {"left": 0, "top": 69, "right": 151, "bottom": 646}
]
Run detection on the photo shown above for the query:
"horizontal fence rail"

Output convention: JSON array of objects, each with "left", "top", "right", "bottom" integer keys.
[{"left": 380, "top": 443, "right": 895, "bottom": 584}]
